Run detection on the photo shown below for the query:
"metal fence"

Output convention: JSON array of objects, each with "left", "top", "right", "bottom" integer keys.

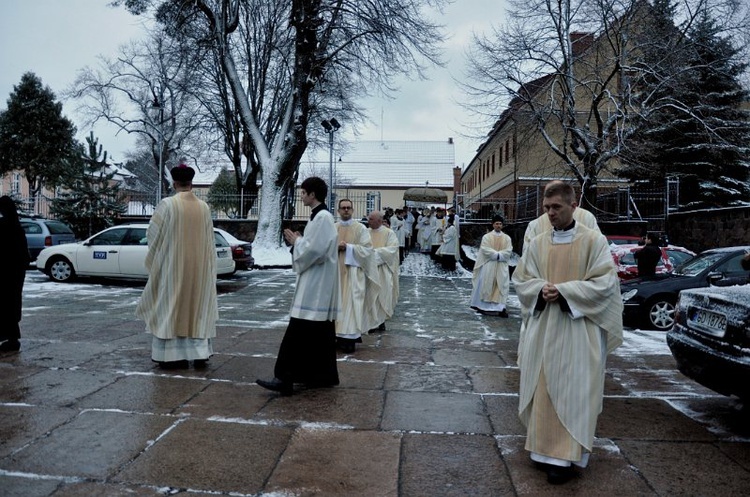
[
  {"left": 15, "top": 190, "right": 380, "bottom": 222},
  {"left": 458, "top": 181, "right": 675, "bottom": 223}
]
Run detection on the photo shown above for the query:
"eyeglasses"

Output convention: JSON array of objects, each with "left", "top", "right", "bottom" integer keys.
[{"left": 339, "top": 206, "right": 352, "bottom": 210}]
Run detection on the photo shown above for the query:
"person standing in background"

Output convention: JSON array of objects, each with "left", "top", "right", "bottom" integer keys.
[
  {"left": 366, "top": 211, "right": 400, "bottom": 332},
  {"left": 436, "top": 214, "right": 458, "bottom": 271},
  {"left": 136, "top": 164, "right": 218, "bottom": 369},
  {"left": 634, "top": 233, "right": 662, "bottom": 278},
  {"left": 0, "top": 196, "right": 30, "bottom": 353},
  {"left": 403, "top": 206, "right": 415, "bottom": 253}
]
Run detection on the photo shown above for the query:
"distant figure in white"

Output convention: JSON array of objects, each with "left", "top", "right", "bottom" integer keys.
[{"left": 470, "top": 215, "right": 513, "bottom": 317}]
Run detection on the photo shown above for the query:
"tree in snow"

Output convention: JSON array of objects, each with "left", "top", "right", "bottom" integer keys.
[
  {"left": 50, "top": 132, "right": 126, "bottom": 238},
  {"left": 0, "top": 73, "right": 80, "bottom": 211},
  {"left": 114, "top": 0, "right": 446, "bottom": 249},
  {"left": 620, "top": 3, "right": 750, "bottom": 208},
  {"left": 462, "top": 0, "right": 749, "bottom": 211}
]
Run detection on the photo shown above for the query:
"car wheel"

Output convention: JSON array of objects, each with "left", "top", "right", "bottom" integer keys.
[
  {"left": 647, "top": 297, "right": 676, "bottom": 331},
  {"left": 47, "top": 257, "right": 76, "bottom": 282}
]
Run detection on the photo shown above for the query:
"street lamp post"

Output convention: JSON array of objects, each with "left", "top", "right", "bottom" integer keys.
[
  {"left": 151, "top": 92, "right": 165, "bottom": 204},
  {"left": 321, "top": 118, "right": 341, "bottom": 210}
]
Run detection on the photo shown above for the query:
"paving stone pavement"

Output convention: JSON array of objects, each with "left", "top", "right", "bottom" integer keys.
[{"left": 1, "top": 255, "right": 749, "bottom": 496}]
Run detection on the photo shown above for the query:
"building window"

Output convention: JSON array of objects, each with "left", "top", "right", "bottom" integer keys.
[
  {"left": 11, "top": 173, "right": 21, "bottom": 194},
  {"left": 499, "top": 145, "right": 503, "bottom": 166},
  {"left": 366, "top": 192, "right": 380, "bottom": 213},
  {"left": 505, "top": 140, "right": 510, "bottom": 162},
  {"left": 492, "top": 154, "right": 495, "bottom": 173}
]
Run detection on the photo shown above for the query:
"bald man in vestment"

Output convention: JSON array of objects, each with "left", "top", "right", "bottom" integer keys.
[{"left": 366, "top": 211, "right": 400, "bottom": 332}]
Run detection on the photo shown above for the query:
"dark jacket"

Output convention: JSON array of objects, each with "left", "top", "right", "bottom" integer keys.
[
  {"left": 633, "top": 244, "right": 662, "bottom": 278},
  {"left": 0, "top": 196, "right": 30, "bottom": 330}
]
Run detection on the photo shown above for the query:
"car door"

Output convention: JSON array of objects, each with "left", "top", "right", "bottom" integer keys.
[
  {"left": 709, "top": 252, "right": 749, "bottom": 287},
  {"left": 117, "top": 228, "right": 149, "bottom": 277},
  {"left": 75, "top": 227, "right": 128, "bottom": 276}
]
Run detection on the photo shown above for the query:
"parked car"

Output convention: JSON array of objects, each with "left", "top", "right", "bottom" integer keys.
[
  {"left": 35, "top": 223, "right": 235, "bottom": 282},
  {"left": 667, "top": 285, "right": 750, "bottom": 401},
  {"left": 215, "top": 228, "right": 254, "bottom": 270},
  {"left": 620, "top": 246, "right": 750, "bottom": 331},
  {"left": 611, "top": 244, "right": 695, "bottom": 280},
  {"left": 20, "top": 216, "right": 76, "bottom": 261},
  {"left": 606, "top": 235, "right": 642, "bottom": 245}
]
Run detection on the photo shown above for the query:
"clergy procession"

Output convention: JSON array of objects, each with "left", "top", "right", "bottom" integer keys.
[{"left": 129, "top": 171, "right": 624, "bottom": 485}]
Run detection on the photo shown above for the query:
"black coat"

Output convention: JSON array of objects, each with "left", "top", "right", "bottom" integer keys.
[
  {"left": 0, "top": 196, "right": 30, "bottom": 327},
  {"left": 634, "top": 244, "right": 662, "bottom": 278}
]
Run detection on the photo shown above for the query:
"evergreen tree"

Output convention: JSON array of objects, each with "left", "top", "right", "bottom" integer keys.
[
  {"left": 207, "top": 168, "right": 239, "bottom": 218},
  {"left": 50, "top": 132, "right": 126, "bottom": 238},
  {"left": 674, "top": 12, "right": 750, "bottom": 207},
  {"left": 0, "top": 72, "right": 80, "bottom": 206},
  {"left": 620, "top": 5, "right": 750, "bottom": 208}
]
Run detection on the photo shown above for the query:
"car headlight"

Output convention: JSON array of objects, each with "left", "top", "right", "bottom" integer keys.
[{"left": 621, "top": 289, "right": 638, "bottom": 302}]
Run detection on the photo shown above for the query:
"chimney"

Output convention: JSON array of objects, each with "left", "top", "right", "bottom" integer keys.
[
  {"left": 448, "top": 137, "right": 453, "bottom": 144},
  {"left": 570, "top": 32, "right": 593, "bottom": 57}
]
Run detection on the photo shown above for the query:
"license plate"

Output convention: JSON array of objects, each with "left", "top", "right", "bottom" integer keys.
[
  {"left": 218, "top": 250, "right": 230, "bottom": 258},
  {"left": 688, "top": 308, "right": 727, "bottom": 337}
]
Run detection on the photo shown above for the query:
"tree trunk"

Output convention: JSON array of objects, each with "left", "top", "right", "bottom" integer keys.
[{"left": 253, "top": 164, "right": 283, "bottom": 249}]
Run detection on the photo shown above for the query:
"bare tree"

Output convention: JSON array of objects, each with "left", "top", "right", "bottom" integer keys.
[
  {"left": 65, "top": 26, "right": 210, "bottom": 201},
  {"left": 462, "top": 0, "right": 749, "bottom": 210},
  {"left": 115, "top": 0, "right": 447, "bottom": 248}
]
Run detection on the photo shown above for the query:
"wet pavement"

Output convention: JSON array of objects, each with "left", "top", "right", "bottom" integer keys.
[{"left": 1, "top": 254, "right": 750, "bottom": 496}]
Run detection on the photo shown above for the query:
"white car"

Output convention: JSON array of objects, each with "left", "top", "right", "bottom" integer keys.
[{"left": 35, "top": 223, "right": 235, "bottom": 283}]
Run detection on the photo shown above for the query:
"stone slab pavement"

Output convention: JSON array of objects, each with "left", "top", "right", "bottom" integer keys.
[{"left": 1, "top": 257, "right": 749, "bottom": 496}]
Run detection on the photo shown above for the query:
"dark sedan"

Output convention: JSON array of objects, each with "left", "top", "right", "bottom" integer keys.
[
  {"left": 620, "top": 246, "right": 750, "bottom": 330},
  {"left": 667, "top": 285, "right": 750, "bottom": 401}
]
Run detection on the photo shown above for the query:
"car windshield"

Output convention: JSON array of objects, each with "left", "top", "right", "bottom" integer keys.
[{"left": 673, "top": 252, "right": 726, "bottom": 276}]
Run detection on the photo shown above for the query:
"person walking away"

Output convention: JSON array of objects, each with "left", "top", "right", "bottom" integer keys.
[
  {"left": 512, "top": 181, "right": 622, "bottom": 485},
  {"left": 366, "top": 211, "right": 400, "bottom": 332},
  {"left": 0, "top": 196, "right": 30, "bottom": 353},
  {"left": 633, "top": 233, "right": 662, "bottom": 278},
  {"left": 436, "top": 215, "right": 459, "bottom": 271},
  {"left": 135, "top": 164, "right": 218, "bottom": 369},
  {"left": 334, "top": 199, "right": 379, "bottom": 354},
  {"left": 470, "top": 215, "right": 513, "bottom": 317},
  {"left": 256, "top": 177, "right": 340, "bottom": 395}
]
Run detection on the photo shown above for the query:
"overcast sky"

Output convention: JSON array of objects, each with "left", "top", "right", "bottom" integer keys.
[{"left": 0, "top": 0, "right": 504, "bottom": 169}]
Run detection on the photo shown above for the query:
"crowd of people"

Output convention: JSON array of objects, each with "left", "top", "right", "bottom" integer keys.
[{"left": 2, "top": 171, "right": 626, "bottom": 487}]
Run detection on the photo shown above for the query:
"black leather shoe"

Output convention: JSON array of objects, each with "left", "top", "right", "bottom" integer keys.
[
  {"left": 0, "top": 340, "right": 20, "bottom": 352},
  {"left": 157, "top": 360, "right": 189, "bottom": 369},
  {"left": 193, "top": 359, "right": 209, "bottom": 368},
  {"left": 498, "top": 309, "right": 509, "bottom": 318},
  {"left": 256, "top": 378, "right": 293, "bottom": 396},
  {"left": 546, "top": 465, "right": 576, "bottom": 485}
]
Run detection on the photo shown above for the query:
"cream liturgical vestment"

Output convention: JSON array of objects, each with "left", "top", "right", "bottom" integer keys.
[
  {"left": 470, "top": 230, "right": 513, "bottom": 311},
  {"left": 367, "top": 226, "right": 400, "bottom": 329},
  {"left": 512, "top": 224, "right": 622, "bottom": 464},
  {"left": 335, "top": 220, "right": 379, "bottom": 340},
  {"left": 136, "top": 192, "right": 218, "bottom": 360}
]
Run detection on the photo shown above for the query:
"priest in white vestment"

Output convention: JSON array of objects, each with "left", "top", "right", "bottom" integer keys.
[
  {"left": 366, "top": 211, "right": 400, "bottom": 332},
  {"left": 390, "top": 209, "right": 406, "bottom": 263},
  {"left": 512, "top": 181, "right": 622, "bottom": 485},
  {"left": 256, "top": 177, "right": 340, "bottom": 396},
  {"left": 470, "top": 215, "right": 513, "bottom": 317},
  {"left": 136, "top": 164, "right": 218, "bottom": 369},
  {"left": 335, "top": 199, "right": 379, "bottom": 353},
  {"left": 417, "top": 209, "right": 432, "bottom": 253},
  {"left": 430, "top": 208, "right": 446, "bottom": 260}
]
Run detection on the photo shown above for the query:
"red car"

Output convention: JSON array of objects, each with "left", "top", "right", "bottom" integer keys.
[{"left": 610, "top": 244, "right": 695, "bottom": 280}]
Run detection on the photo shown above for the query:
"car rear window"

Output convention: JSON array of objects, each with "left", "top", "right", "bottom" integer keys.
[{"left": 45, "top": 221, "right": 74, "bottom": 234}]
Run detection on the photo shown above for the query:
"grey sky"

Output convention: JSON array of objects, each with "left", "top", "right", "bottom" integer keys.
[{"left": 0, "top": 0, "right": 505, "bottom": 169}]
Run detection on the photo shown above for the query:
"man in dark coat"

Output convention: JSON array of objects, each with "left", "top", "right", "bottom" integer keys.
[
  {"left": 633, "top": 233, "right": 662, "bottom": 278},
  {"left": 0, "top": 196, "right": 30, "bottom": 352}
]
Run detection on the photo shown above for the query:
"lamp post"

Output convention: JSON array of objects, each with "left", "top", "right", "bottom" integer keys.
[
  {"left": 150, "top": 92, "right": 165, "bottom": 204},
  {"left": 321, "top": 118, "right": 341, "bottom": 210}
]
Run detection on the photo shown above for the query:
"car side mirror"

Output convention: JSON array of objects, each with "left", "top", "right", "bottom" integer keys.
[{"left": 707, "top": 271, "right": 723, "bottom": 285}]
